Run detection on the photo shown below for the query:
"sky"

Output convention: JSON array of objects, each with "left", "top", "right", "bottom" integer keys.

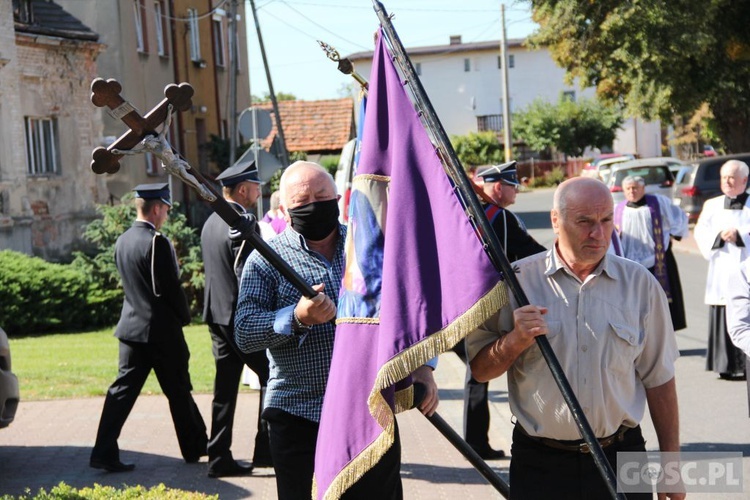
[{"left": 244, "top": 0, "right": 538, "bottom": 102}]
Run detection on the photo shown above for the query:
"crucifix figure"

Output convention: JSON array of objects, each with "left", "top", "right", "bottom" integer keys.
[{"left": 110, "top": 103, "right": 215, "bottom": 202}]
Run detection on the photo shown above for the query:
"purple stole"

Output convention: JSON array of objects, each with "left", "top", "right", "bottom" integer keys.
[{"left": 614, "top": 195, "right": 671, "bottom": 300}]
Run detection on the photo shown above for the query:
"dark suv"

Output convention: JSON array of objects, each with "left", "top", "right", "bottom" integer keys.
[{"left": 673, "top": 153, "right": 750, "bottom": 223}]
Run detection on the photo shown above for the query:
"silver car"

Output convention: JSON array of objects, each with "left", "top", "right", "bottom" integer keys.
[
  {"left": 606, "top": 159, "right": 677, "bottom": 204},
  {"left": 0, "top": 326, "right": 19, "bottom": 428}
]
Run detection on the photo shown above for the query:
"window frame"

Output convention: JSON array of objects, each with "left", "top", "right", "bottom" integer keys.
[
  {"left": 188, "top": 8, "right": 201, "bottom": 62},
  {"left": 154, "top": 0, "right": 169, "bottom": 57},
  {"left": 24, "top": 116, "right": 60, "bottom": 176},
  {"left": 212, "top": 14, "right": 226, "bottom": 67},
  {"left": 133, "top": 0, "right": 148, "bottom": 54}
]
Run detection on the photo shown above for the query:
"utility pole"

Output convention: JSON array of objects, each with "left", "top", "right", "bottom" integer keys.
[
  {"left": 249, "top": 0, "right": 290, "bottom": 168},
  {"left": 500, "top": 3, "right": 512, "bottom": 162},
  {"left": 228, "top": 0, "right": 238, "bottom": 165}
]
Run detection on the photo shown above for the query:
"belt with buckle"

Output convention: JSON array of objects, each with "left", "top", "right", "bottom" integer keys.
[{"left": 517, "top": 424, "right": 632, "bottom": 454}]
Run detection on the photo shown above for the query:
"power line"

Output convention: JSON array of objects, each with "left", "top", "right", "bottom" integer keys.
[{"left": 160, "top": 0, "right": 229, "bottom": 22}]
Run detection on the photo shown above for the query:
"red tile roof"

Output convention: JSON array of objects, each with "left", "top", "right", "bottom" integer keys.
[{"left": 257, "top": 98, "right": 355, "bottom": 154}]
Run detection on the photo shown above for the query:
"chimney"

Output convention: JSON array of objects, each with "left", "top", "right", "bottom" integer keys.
[{"left": 449, "top": 35, "right": 462, "bottom": 45}]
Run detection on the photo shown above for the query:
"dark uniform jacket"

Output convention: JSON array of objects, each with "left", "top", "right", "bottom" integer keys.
[
  {"left": 114, "top": 221, "right": 191, "bottom": 342},
  {"left": 486, "top": 203, "right": 546, "bottom": 262},
  {"left": 201, "top": 202, "right": 254, "bottom": 326}
]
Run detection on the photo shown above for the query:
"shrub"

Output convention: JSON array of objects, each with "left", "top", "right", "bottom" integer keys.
[
  {"left": 0, "top": 251, "right": 94, "bottom": 335},
  {"left": 0, "top": 482, "right": 218, "bottom": 499}
]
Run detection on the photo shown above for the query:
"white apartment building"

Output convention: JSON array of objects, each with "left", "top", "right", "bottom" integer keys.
[{"left": 348, "top": 36, "right": 661, "bottom": 158}]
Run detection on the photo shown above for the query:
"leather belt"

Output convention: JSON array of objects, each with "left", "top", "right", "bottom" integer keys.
[{"left": 516, "top": 424, "right": 632, "bottom": 454}]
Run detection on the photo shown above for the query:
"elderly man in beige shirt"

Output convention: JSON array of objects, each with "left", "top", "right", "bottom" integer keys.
[{"left": 467, "top": 177, "right": 684, "bottom": 500}]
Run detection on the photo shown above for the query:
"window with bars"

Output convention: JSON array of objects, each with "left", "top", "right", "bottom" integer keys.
[
  {"left": 25, "top": 117, "right": 60, "bottom": 176},
  {"left": 212, "top": 15, "right": 226, "bottom": 67},
  {"left": 154, "top": 0, "right": 168, "bottom": 56},
  {"left": 188, "top": 8, "right": 201, "bottom": 62},
  {"left": 133, "top": 0, "right": 148, "bottom": 53}
]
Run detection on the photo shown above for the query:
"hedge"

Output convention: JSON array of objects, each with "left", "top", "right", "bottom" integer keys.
[
  {"left": 0, "top": 250, "right": 117, "bottom": 336},
  {"left": 0, "top": 482, "right": 218, "bottom": 499}
]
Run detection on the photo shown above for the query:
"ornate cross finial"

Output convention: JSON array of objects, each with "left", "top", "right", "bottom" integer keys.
[
  {"left": 89, "top": 78, "right": 193, "bottom": 175},
  {"left": 317, "top": 40, "right": 369, "bottom": 91}
]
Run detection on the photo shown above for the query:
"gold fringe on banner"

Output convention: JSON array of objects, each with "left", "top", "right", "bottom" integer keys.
[{"left": 318, "top": 281, "right": 508, "bottom": 500}]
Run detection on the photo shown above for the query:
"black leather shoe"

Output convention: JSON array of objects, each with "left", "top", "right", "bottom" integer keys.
[
  {"left": 89, "top": 458, "right": 136, "bottom": 472},
  {"left": 208, "top": 460, "right": 254, "bottom": 478},
  {"left": 472, "top": 446, "right": 506, "bottom": 460}
]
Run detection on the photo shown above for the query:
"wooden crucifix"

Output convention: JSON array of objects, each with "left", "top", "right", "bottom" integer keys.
[{"left": 89, "top": 77, "right": 316, "bottom": 298}]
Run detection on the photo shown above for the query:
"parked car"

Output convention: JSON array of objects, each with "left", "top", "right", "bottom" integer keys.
[
  {"left": 606, "top": 158, "right": 676, "bottom": 204},
  {"left": 673, "top": 153, "right": 750, "bottom": 223},
  {"left": 0, "top": 326, "right": 19, "bottom": 428},
  {"left": 671, "top": 164, "right": 696, "bottom": 186},
  {"left": 581, "top": 153, "right": 636, "bottom": 181},
  {"left": 703, "top": 145, "right": 717, "bottom": 157}
]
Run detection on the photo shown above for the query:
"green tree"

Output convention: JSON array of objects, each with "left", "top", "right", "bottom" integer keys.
[
  {"left": 527, "top": 0, "right": 750, "bottom": 152},
  {"left": 71, "top": 196, "right": 204, "bottom": 320},
  {"left": 201, "top": 134, "right": 252, "bottom": 171},
  {"left": 251, "top": 92, "right": 297, "bottom": 103},
  {"left": 450, "top": 131, "right": 503, "bottom": 171},
  {"left": 514, "top": 95, "right": 624, "bottom": 157}
]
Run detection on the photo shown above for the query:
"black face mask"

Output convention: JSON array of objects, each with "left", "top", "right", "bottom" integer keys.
[{"left": 287, "top": 199, "right": 340, "bottom": 241}]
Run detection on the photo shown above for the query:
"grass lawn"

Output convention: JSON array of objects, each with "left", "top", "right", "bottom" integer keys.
[{"left": 8, "top": 323, "right": 233, "bottom": 400}]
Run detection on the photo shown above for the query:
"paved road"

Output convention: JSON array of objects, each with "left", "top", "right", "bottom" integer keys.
[{"left": 0, "top": 187, "right": 748, "bottom": 498}]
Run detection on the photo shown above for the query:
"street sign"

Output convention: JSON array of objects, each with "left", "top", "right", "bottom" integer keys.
[
  {"left": 238, "top": 107, "right": 272, "bottom": 141},
  {"left": 233, "top": 145, "right": 283, "bottom": 183}
]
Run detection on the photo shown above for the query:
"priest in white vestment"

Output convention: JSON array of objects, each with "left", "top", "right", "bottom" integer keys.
[
  {"left": 695, "top": 159, "right": 750, "bottom": 380},
  {"left": 614, "top": 175, "right": 689, "bottom": 330}
]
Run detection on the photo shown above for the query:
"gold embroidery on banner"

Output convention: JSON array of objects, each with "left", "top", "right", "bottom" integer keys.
[
  {"left": 316, "top": 281, "right": 508, "bottom": 499},
  {"left": 335, "top": 317, "right": 380, "bottom": 325}
]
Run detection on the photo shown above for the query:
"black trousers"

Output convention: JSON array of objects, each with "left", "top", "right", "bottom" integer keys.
[
  {"left": 264, "top": 408, "right": 402, "bottom": 500},
  {"left": 451, "top": 341, "right": 492, "bottom": 451},
  {"left": 264, "top": 408, "right": 319, "bottom": 500},
  {"left": 342, "top": 423, "right": 403, "bottom": 500},
  {"left": 207, "top": 322, "right": 271, "bottom": 467},
  {"left": 510, "top": 425, "right": 652, "bottom": 500},
  {"left": 91, "top": 336, "right": 207, "bottom": 463},
  {"left": 707, "top": 305, "right": 747, "bottom": 376}
]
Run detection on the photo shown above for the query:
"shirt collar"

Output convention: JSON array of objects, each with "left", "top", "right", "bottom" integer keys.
[
  {"left": 134, "top": 219, "right": 156, "bottom": 230},
  {"left": 545, "top": 243, "right": 618, "bottom": 283},
  {"left": 725, "top": 192, "right": 749, "bottom": 210},
  {"left": 287, "top": 224, "right": 347, "bottom": 254},
  {"left": 625, "top": 196, "right": 647, "bottom": 209},
  {"left": 227, "top": 200, "right": 246, "bottom": 214}
]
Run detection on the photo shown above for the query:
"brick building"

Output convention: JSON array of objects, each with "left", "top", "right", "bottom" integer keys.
[{"left": 0, "top": 0, "right": 107, "bottom": 260}]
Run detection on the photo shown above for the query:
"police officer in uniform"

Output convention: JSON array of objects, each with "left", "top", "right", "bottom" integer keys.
[
  {"left": 201, "top": 162, "right": 273, "bottom": 477},
  {"left": 90, "top": 183, "right": 207, "bottom": 472},
  {"left": 453, "top": 161, "right": 546, "bottom": 460},
  {"left": 477, "top": 161, "right": 546, "bottom": 262}
]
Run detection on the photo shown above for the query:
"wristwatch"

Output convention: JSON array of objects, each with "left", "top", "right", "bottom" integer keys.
[{"left": 292, "top": 310, "right": 311, "bottom": 334}]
